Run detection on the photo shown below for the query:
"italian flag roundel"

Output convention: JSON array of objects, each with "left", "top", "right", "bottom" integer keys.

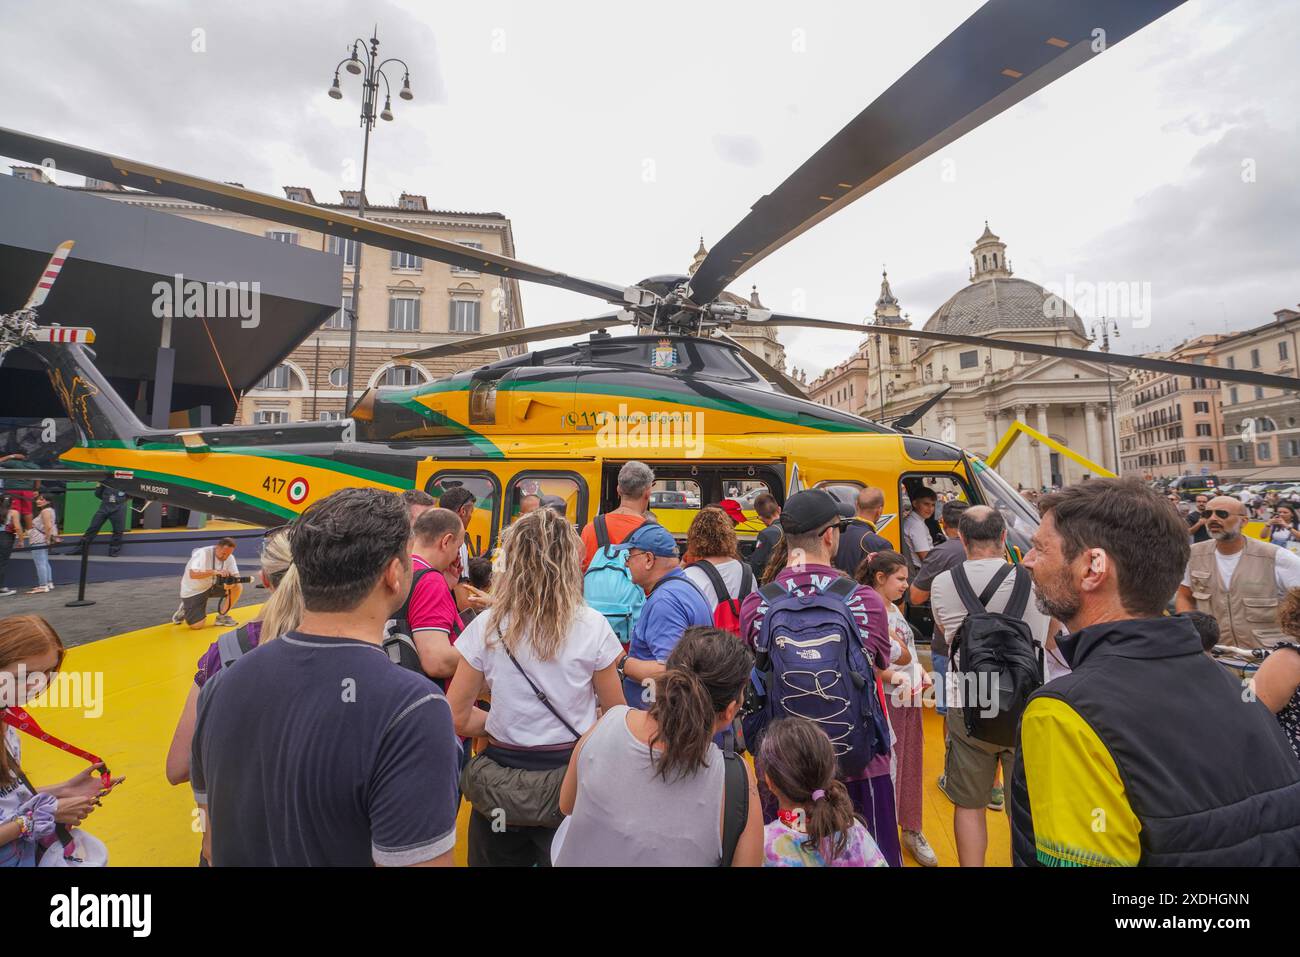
[{"left": 287, "top": 478, "right": 309, "bottom": 505}]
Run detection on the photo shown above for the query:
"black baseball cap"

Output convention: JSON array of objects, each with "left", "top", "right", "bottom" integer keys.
[{"left": 777, "top": 488, "right": 854, "bottom": 535}]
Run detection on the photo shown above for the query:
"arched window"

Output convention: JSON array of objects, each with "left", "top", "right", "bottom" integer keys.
[
  {"left": 328, "top": 367, "right": 347, "bottom": 388},
  {"left": 982, "top": 255, "right": 987, "bottom": 270},
  {"left": 992, "top": 253, "right": 998, "bottom": 267},
  {"left": 378, "top": 364, "right": 427, "bottom": 388}
]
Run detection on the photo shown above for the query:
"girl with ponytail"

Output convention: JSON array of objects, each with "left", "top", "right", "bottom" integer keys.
[
  {"left": 758, "top": 717, "right": 887, "bottom": 867},
  {"left": 165, "top": 526, "right": 302, "bottom": 786},
  {"left": 554, "top": 626, "right": 763, "bottom": 866}
]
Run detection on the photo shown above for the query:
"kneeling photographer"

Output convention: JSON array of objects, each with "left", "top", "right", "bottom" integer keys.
[{"left": 172, "top": 537, "right": 249, "bottom": 629}]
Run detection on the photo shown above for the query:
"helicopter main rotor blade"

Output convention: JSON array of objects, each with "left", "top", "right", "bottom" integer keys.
[
  {"left": 716, "top": 332, "right": 805, "bottom": 398},
  {"left": 398, "top": 312, "right": 633, "bottom": 361},
  {"left": 750, "top": 313, "right": 1300, "bottom": 392},
  {"left": 688, "top": 0, "right": 1187, "bottom": 305},
  {"left": 0, "top": 127, "right": 628, "bottom": 306}
]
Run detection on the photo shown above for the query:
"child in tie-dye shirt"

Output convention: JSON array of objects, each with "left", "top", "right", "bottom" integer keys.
[{"left": 759, "top": 717, "right": 889, "bottom": 867}]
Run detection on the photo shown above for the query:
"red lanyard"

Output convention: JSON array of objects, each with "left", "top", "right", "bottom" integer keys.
[{"left": 1, "top": 707, "right": 111, "bottom": 789}]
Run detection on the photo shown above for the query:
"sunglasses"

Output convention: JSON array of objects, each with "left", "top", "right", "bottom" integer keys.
[{"left": 1208, "top": 509, "right": 1236, "bottom": 520}]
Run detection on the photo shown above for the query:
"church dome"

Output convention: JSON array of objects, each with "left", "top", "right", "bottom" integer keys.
[
  {"left": 923, "top": 275, "right": 1089, "bottom": 339},
  {"left": 922, "top": 225, "right": 1087, "bottom": 339}
]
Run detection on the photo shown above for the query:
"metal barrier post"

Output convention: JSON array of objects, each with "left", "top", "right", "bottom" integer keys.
[{"left": 65, "top": 540, "right": 95, "bottom": 608}]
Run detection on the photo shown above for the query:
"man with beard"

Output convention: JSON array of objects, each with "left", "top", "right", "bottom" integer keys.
[
  {"left": 1175, "top": 494, "right": 1300, "bottom": 649},
  {"left": 1014, "top": 479, "right": 1300, "bottom": 867}
]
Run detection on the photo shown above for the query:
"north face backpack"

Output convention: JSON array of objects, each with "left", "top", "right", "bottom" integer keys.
[
  {"left": 746, "top": 577, "right": 891, "bottom": 778},
  {"left": 692, "top": 560, "right": 753, "bottom": 638},
  {"left": 583, "top": 514, "right": 646, "bottom": 645},
  {"left": 947, "top": 563, "right": 1043, "bottom": 748}
]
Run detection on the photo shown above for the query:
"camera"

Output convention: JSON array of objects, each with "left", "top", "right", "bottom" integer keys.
[{"left": 215, "top": 574, "right": 253, "bottom": 586}]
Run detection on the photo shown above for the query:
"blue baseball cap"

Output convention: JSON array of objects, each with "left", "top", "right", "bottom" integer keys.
[{"left": 610, "top": 522, "right": 680, "bottom": 558}]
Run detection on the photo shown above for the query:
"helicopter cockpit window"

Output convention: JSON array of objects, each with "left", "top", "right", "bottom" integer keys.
[
  {"left": 469, "top": 379, "right": 497, "bottom": 425},
  {"left": 584, "top": 339, "right": 761, "bottom": 383},
  {"left": 970, "top": 459, "right": 1040, "bottom": 561},
  {"left": 426, "top": 471, "right": 501, "bottom": 557},
  {"left": 899, "top": 475, "right": 967, "bottom": 572}
]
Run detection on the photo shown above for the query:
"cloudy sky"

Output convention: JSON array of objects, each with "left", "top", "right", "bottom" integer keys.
[{"left": 4, "top": 0, "right": 1297, "bottom": 377}]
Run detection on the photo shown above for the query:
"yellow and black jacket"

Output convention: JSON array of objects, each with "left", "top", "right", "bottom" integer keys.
[{"left": 1010, "top": 616, "right": 1300, "bottom": 866}]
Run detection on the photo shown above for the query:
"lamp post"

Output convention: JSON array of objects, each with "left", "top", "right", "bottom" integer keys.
[
  {"left": 1091, "top": 318, "right": 1121, "bottom": 472},
  {"left": 328, "top": 29, "right": 413, "bottom": 412}
]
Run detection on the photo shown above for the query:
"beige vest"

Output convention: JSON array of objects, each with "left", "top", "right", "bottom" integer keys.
[{"left": 1187, "top": 537, "right": 1285, "bottom": 649}]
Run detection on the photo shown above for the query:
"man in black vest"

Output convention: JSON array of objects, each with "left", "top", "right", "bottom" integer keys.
[
  {"left": 1014, "top": 478, "right": 1300, "bottom": 866},
  {"left": 80, "top": 483, "right": 129, "bottom": 557},
  {"left": 833, "top": 486, "right": 891, "bottom": 576}
]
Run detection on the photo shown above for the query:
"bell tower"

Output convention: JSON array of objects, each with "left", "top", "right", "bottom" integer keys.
[{"left": 970, "top": 222, "right": 1012, "bottom": 282}]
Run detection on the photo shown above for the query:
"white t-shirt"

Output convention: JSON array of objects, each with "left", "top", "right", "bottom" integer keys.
[
  {"left": 456, "top": 605, "right": 623, "bottom": 748},
  {"left": 1180, "top": 542, "right": 1300, "bottom": 598},
  {"left": 902, "top": 512, "right": 934, "bottom": 567},
  {"left": 180, "top": 546, "right": 239, "bottom": 598},
  {"left": 684, "top": 559, "right": 757, "bottom": 607},
  {"left": 931, "top": 558, "right": 1052, "bottom": 661}
]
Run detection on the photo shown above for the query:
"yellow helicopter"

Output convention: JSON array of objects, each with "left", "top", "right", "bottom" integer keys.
[{"left": 2, "top": 0, "right": 1291, "bottom": 564}]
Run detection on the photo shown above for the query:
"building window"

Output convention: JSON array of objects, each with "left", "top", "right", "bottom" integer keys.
[
  {"left": 1229, "top": 387, "right": 1238, "bottom": 405},
  {"left": 266, "top": 231, "right": 298, "bottom": 245},
  {"left": 327, "top": 236, "right": 358, "bottom": 266},
  {"left": 1259, "top": 442, "right": 1272, "bottom": 461},
  {"left": 328, "top": 367, "right": 347, "bottom": 388},
  {"left": 1226, "top": 356, "right": 1235, "bottom": 369},
  {"left": 254, "top": 410, "right": 288, "bottom": 425},
  {"left": 959, "top": 350, "right": 978, "bottom": 370},
  {"left": 1287, "top": 440, "right": 1300, "bottom": 458},
  {"left": 389, "top": 297, "right": 420, "bottom": 331},
  {"left": 379, "top": 365, "right": 425, "bottom": 387},
  {"left": 1193, "top": 401, "right": 1209, "bottom": 414},
  {"left": 324, "top": 294, "right": 352, "bottom": 330},
  {"left": 391, "top": 250, "right": 423, "bottom": 270},
  {"left": 256, "top": 365, "right": 292, "bottom": 390},
  {"left": 1195, "top": 423, "right": 1212, "bottom": 437},
  {"left": 1255, "top": 386, "right": 1265, "bottom": 400},
  {"left": 1229, "top": 445, "right": 1244, "bottom": 462},
  {"left": 450, "top": 299, "right": 480, "bottom": 334},
  {"left": 1281, "top": 341, "right": 1290, "bottom": 362},
  {"left": 451, "top": 242, "right": 484, "bottom": 275},
  {"left": 1199, "top": 448, "right": 1214, "bottom": 462},
  {"left": 318, "top": 411, "right": 344, "bottom": 421},
  {"left": 1251, "top": 348, "right": 1261, "bottom": 369}
]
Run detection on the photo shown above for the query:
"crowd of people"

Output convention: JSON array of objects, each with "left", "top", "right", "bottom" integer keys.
[{"left": 3, "top": 459, "right": 1300, "bottom": 867}]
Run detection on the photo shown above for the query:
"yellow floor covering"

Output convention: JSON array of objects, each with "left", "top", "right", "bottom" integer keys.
[{"left": 21, "top": 611, "right": 1010, "bottom": 867}]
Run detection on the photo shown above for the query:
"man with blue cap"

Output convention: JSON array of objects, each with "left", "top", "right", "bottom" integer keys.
[{"left": 611, "top": 523, "right": 713, "bottom": 708}]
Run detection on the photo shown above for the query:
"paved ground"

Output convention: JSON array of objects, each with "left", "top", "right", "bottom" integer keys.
[{"left": 0, "top": 574, "right": 267, "bottom": 648}]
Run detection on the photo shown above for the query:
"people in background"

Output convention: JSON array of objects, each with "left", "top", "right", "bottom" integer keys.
[
  {"left": 79, "top": 483, "right": 129, "bottom": 557},
  {"left": 0, "top": 495, "right": 21, "bottom": 599},
  {"left": 517, "top": 493, "right": 542, "bottom": 517},
  {"left": 403, "top": 508, "right": 467, "bottom": 683},
  {"left": 401, "top": 488, "right": 436, "bottom": 525},
  {"left": 907, "top": 500, "right": 969, "bottom": 714},
  {"left": 1252, "top": 588, "right": 1300, "bottom": 764},
  {"left": 614, "top": 523, "right": 712, "bottom": 707},
  {"left": 1186, "top": 494, "right": 1211, "bottom": 544},
  {"left": 24, "top": 493, "right": 57, "bottom": 595},
  {"left": 580, "top": 461, "right": 654, "bottom": 570},
  {"left": 1264, "top": 504, "right": 1300, "bottom": 550},
  {"left": 0, "top": 615, "right": 124, "bottom": 867},
  {"left": 760, "top": 717, "right": 888, "bottom": 867},
  {"left": 929, "top": 506, "right": 1051, "bottom": 867},
  {"left": 191, "top": 488, "right": 460, "bottom": 867},
  {"left": 834, "top": 486, "right": 891, "bottom": 576},
  {"left": 437, "top": 486, "right": 477, "bottom": 577},
  {"left": 171, "top": 537, "right": 242, "bottom": 630},
  {"left": 683, "top": 507, "right": 756, "bottom": 634},
  {"left": 448, "top": 507, "right": 624, "bottom": 867},
  {"left": 747, "top": 492, "right": 782, "bottom": 578},
  {"left": 859, "top": 549, "right": 936, "bottom": 867},
  {"left": 1016, "top": 478, "right": 1300, "bottom": 866},
  {"left": 165, "top": 526, "right": 302, "bottom": 787},
  {"left": 555, "top": 626, "right": 762, "bottom": 866},
  {"left": 902, "top": 486, "right": 939, "bottom": 568},
  {"left": 1176, "top": 495, "right": 1300, "bottom": 648}
]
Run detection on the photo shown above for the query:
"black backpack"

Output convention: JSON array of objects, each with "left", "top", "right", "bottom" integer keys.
[
  {"left": 948, "top": 563, "right": 1042, "bottom": 748},
  {"left": 384, "top": 567, "right": 438, "bottom": 674}
]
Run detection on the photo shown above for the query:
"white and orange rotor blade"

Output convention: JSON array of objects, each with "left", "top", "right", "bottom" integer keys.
[
  {"left": 22, "top": 240, "right": 75, "bottom": 310},
  {"left": 28, "top": 326, "right": 96, "bottom": 345}
]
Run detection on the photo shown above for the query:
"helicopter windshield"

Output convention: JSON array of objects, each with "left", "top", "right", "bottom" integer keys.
[{"left": 971, "top": 458, "right": 1040, "bottom": 560}]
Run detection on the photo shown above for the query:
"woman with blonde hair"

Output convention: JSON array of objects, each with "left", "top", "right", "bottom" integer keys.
[
  {"left": 447, "top": 506, "right": 624, "bottom": 866},
  {"left": 1, "top": 615, "right": 124, "bottom": 866},
  {"left": 165, "top": 525, "right": 302, "bottom": 786}
]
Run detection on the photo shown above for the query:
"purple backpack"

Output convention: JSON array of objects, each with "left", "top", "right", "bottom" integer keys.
[{"left": 746, "top": 577, "right": 890, "bottom": 778}]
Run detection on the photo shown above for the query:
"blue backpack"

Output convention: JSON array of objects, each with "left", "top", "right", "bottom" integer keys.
[
  {"left": 744, "top": 576, "right": 891, "bottom": 778},
  {"left": 583, "top": 514, "right": 645, "bottom": 645}
]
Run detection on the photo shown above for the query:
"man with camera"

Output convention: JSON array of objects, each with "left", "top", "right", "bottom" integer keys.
[{"left": 172, "top": 537, "right": 246, "bottom": 629}]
